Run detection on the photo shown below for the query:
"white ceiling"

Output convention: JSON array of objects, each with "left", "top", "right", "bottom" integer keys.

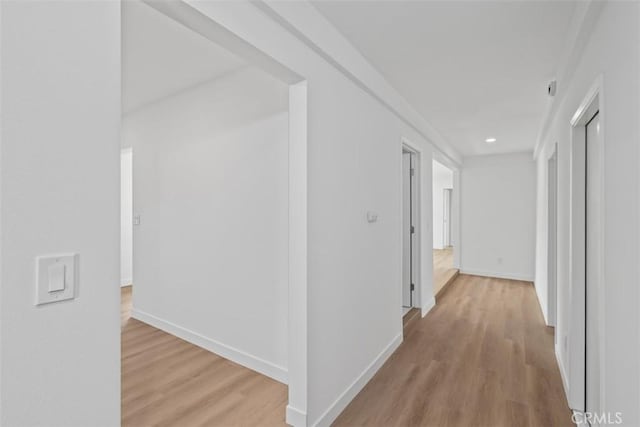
[
  {"left": 122, "top": 1, "right": 246, "bottom": 114},
  {"left": 312, "top": 1, "right": 577, "bottom": 156}
]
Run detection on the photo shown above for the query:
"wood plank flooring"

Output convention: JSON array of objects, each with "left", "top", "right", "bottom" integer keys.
[
  {"left": 334, "top": 274, "right": 573, "bottom": 427},
  {"left": 121, "top": 286, "right": 288, "bottom": 427},
  {"left": 122, "top": 275, "right": 571, "bottom": 427},
  {"left": 433, "top": 247, "right": 459, "bottom": 296}
]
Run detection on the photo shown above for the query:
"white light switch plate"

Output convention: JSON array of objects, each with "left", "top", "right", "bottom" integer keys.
[{"left": 36, "top": 254, "right": 77, "bottom": 306}]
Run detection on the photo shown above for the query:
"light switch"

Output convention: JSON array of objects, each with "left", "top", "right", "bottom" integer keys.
[
  {"left": 36, "top": 254, "right": 77, "bottom": 306},
  {"left": 48, "top": 263, "right": 66, "bottom": 292}
]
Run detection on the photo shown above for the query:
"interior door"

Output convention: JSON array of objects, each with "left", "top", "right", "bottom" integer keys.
[
  {"left": 586, "top": 111, "right": 601, "bottom": 417},
  {"left": 402, "top": 151, "right": 414, "bottom": 308}
]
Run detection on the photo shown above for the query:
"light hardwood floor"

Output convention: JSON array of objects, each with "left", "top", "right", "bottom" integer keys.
[
  {"left": 433, "top": 247, "right": 459, "bottom": 297},
  {"left": 335, "top": 274, "right": 573, "bottom": 427},
  {"left": 122, "top": 276, "right": 571, "bottom": 427},
  {"left": 121, "top": 286, "right": 288, "bottom": 427}
]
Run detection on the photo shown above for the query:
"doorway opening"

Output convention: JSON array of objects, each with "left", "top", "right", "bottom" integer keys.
[
  {"left": 568, "top": 79, "right": 604, "bottom": 420},
  {"left": 432, "top": 159, "right": 458, "bottom": 300},
  {"left": 119, "top": 1, "right": 307, "bottom": 425},
  {"left": 401, "top": 142, "right": 422, "bottom": 327}
]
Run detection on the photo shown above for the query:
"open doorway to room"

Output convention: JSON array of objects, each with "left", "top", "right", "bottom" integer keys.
[
  {"left": 401, "top": 143, "right": 421, "bottom": 327},
  {"left": 119, "top": 2, "right": 307, "bottom": 425},
  {"left": 432, "top": 159, "right": 459, "bottom": 300}
]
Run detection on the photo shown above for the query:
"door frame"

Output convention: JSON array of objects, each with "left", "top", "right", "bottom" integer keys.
[
  {"left": 401, "top": 149, "right": 416, "bottom": 309},
  {"left": 442, "top": 188, "right": 452, "bottom": 247},
  {"left": 547, "top": 145, "right": 558, "bottom": 328},
  {"left": 400, "top": 138, "right": 433, "bottom": 319},
  {"left": 433, "top": 152, "right": 461, "bottom": 271},
  {"left": 568, "top": 76, "right": 606, "bottom": 415},
  {"left": 132, "top": 2, "right": 309, "bottom": 424}
]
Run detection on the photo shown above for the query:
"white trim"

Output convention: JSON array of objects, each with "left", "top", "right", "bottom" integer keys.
[
  {"left": 311, "top": 333, "right": 403, "bottom": 427},
  {"left": 451, "top": 170, "right": 461, "bottom": 270},
  {"left": 401, "top": 137, "right": 436, "bottom": 326},
  {"left": 421, "top": 296, "right": 436, "bottom": 318},
  {"left": 546, "top": 146, "right": 558, "bottom": 328},
  {"left": 287, "top": 80, "right": 309, "bottom": 421},
  {"left": 120, "top": 278, "right": 132, "bottom": 287},
  {"left": 400, "top": 139, "right": 423, "bottom": 317},
  {"left": 286, "top": 405, "right": 307, "bottom": 427},
  {"left": 532, "top": 281, "right": 550, "bottom": 326},
  {"left": 567, "top": 75, "right": 606, "bottom": 413},
  {"left": 131, "top": 308, "right": 288, "bottom": 384},
  {"left": 570, "top": 79, "right": 602, "bottom": 127},
  {"left": 460, "top": 269, "right": 534, "bottom": 282},
  {"left": 556, "top": 342, "right": 570, "bottom": 400}
]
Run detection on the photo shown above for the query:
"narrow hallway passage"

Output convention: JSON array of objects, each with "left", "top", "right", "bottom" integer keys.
[{"left": 334, "top": 275, "right": 572, "bottom": 426}]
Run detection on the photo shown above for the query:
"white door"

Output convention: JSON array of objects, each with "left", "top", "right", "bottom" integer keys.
[
  {"left": 442, "top": 188, "right": 452, "bottom": 247},
  {"left": 586, "top": 111, "right": 601, "bottom": 417},
  {"left": 402, "top": 151, "right": 414, "bottom": 308}
]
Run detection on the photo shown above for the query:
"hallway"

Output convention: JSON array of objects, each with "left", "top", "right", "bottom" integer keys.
[
  {"left": 335, "top": 275, "right": 572, "bottom": 426},
  {"left": 2, "top": 1, "right": 639, "bottom": 425}
]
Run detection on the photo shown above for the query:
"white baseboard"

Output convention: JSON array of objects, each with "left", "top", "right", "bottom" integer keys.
[
  {"left": 311, "top": 333, "right": 402, "bottom": 427},
  {"left": 421, "top": 296, "right": 436, "bottom": 317},
  {"left": 555, "top": 342, "right": 570, "bottom": 400},
  {"left": 131, "top": 307, "right": 288, "bottom": 384},
  {"left": 541, "top": 306, "right": 550, "bottom": 326},
  {"left": 286, "top": 405, "right": 307, "bottom": 427},
  {"left": 533, "top": 281, "right": 551, "bottom": 326},
  {"left": 120, "top": 278, "right": 132, "bottom": 287},
  {"left": 460, "top": 269, "right": 534, "bottom": 282}
]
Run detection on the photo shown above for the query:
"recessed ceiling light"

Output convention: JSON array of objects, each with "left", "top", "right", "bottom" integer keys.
[{"left": 485, "top": 138, "right": 497, "bottom": 143}]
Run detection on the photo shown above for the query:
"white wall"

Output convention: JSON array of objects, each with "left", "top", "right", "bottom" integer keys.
[
  {"left": 460, "top": 153, "right": 536, "bottom": 281},
  {"left": 0, "top": 1, "right": 121, "bottom": 425},
  {"left": 123, "top": 67, "right": 290, "bottom": 379},
  {"left": 138, "top": 2, "right": 444, "bottom": 424},
  {"left": 305, "top": 66, "right": 432, "bottom": 425},
  {"left": 0, "top": 1, "right": 455, "bottom": 425},
  {"left": 121, "top": 148, "right": 133, "bottom": 287},
  {"left": 534, "top": 2, "right": 640, "bottom": 423},
  {"left": 432, "top": 160, "right": 453, "bottom": 249}
]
